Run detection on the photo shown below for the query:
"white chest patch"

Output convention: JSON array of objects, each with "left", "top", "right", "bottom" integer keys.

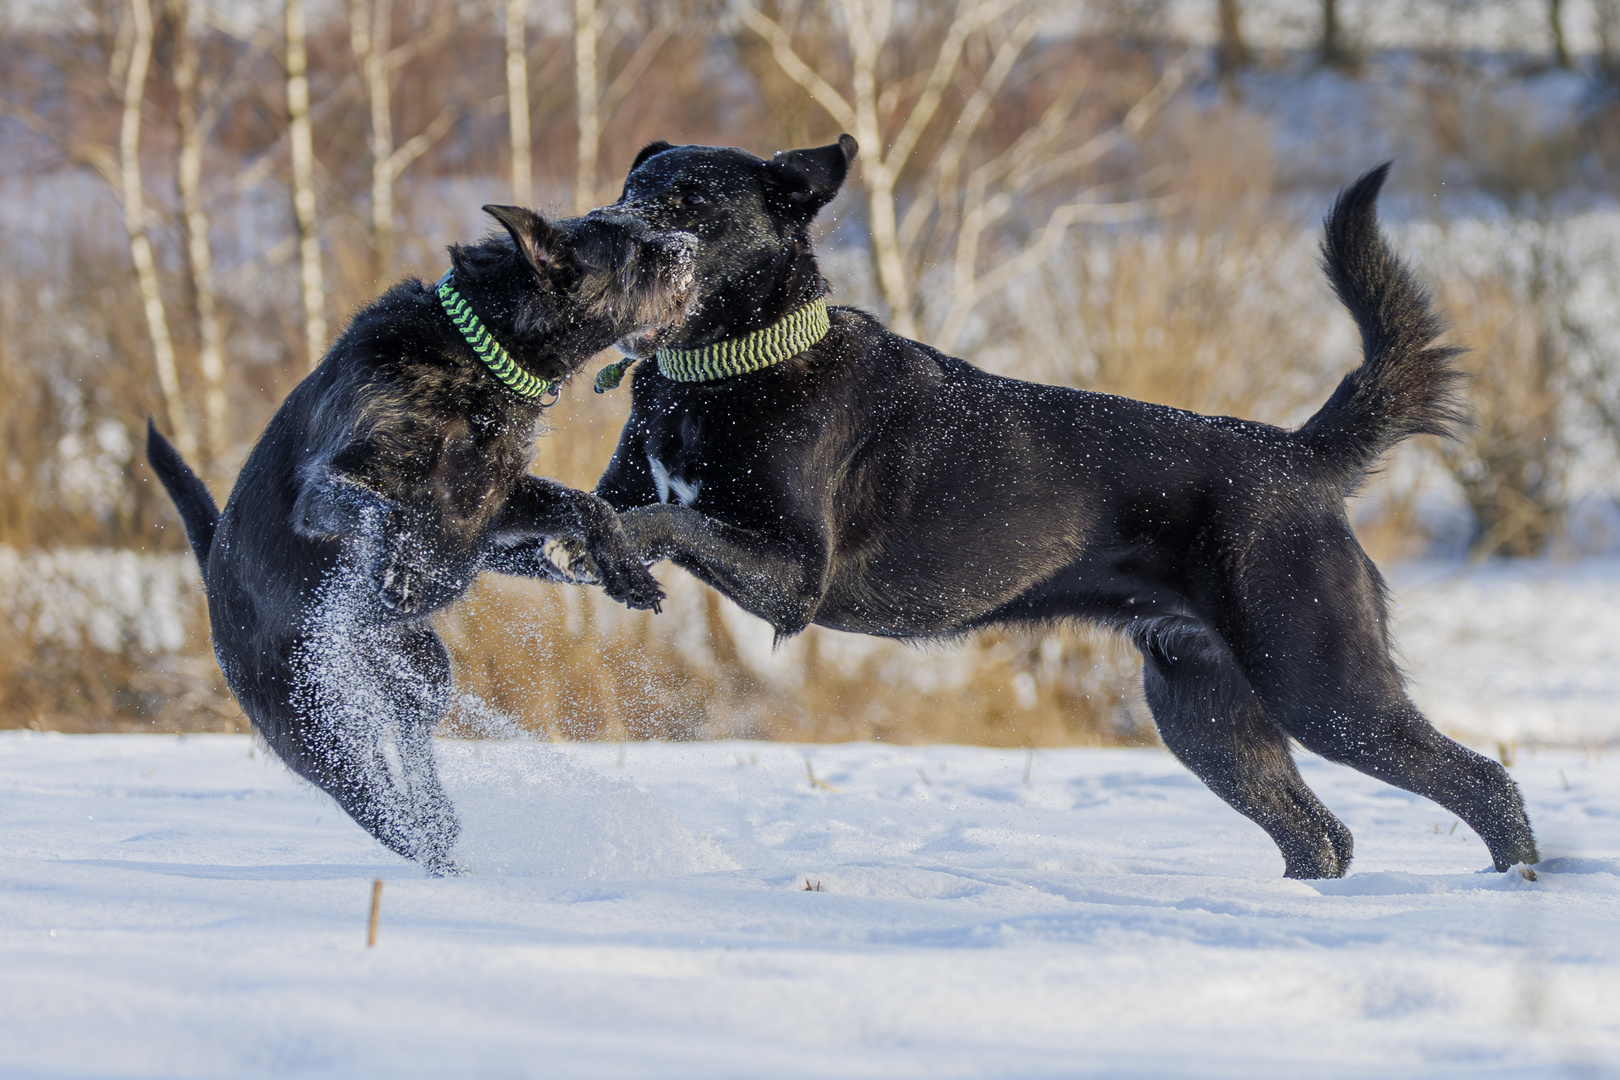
[{"left": 648, "top": 455, "right": 702, "bottom": 507}]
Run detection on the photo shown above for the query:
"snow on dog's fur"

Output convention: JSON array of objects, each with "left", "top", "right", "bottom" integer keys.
[
  {"left": 595, "top": 144, "right": 1536, "bottom": 879},
  {"left": 148, "top": 206, "right": 693, "bottom": 873}
]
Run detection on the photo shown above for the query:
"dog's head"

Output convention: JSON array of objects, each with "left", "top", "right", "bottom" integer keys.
[
  {"left": 593, "top": 135, "right": 857, "bottom": 353},
  {"left": 447, "top": 208, "right": 697, "bottom": 382}
]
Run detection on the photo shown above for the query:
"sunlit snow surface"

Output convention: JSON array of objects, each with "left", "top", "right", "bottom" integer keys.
[
  {"left": 2, "top": 734, "right": 1617, "bottom": 1078},
  {"left": 1389, "top": 559, "right": 1620, "bottom": 748}
]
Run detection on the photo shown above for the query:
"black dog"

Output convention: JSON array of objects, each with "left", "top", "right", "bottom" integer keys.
[
  {"left": 592, "top": 140, "right": 1537, "bottom": 879},
  {"left": 147, "top": 206, "right": 694, "bottom": 873}
]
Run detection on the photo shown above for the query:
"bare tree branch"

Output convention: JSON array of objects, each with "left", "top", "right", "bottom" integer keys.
[
  {"left": 170, "top": 0, "right": 227, "bottom": 470},
  {"left": 384, "top": 104, "right": 456, "bottom": 181},
  {"left": 506, "top": 0, "right": 533, "bottom": 204},
  {"left": 936, "top": 55, "right": 1192, "bottom": 352},
  {"left": 935, "top": 197, "right": 1170, "bottom": 352},
  {"left": 885, "top": 0, "right": 1021, "bottom": 169},
  {"left": 601, "top": 19, "right": 673, "bottom": 118},
  {"left": 737, "top": 5, "right": 856, "bottom": 132},
  {"left": 742, "top": 0, "right": 1113, "bottom": 339},
  {"left": 353, "top": 0, "right": 456, "bottom": 280},
  {"left": 118, "top": 0, "right": 197, "bottom": 457},
  {"left": 287, "top": 0, "right": 327, "bottom": 369},
  {"left": 575, "top": 0, "right": 675, "bottom": 212},
  {"left": 0, "top": 97, "right": 120, "bottom": 189},
  {"left": 897, "top": 7, "right": 1042, "bottom": 262}
]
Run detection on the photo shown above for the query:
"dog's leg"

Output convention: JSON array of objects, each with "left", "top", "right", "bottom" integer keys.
[
  {"left": 284, "top": 605, "right": 464, "bottom": 875},
  {"left": 1272, "top": 686, "right": 1536, "bottom": 872},
  {"left": 269, "top": 710, "right": 462, "bottom": 875},
  {"left": 290, "top": 453, "right": 447, "bottom": 614},
  {"left": 617, "top": 503, "right": 827, "bottom": 635},
  {"left": 383, "top": 623, "right": 462, "bottom": 874},
  {"left": 292, "top": 458, "right": 393, "bottom": 540},
  {"left": 1228, "top": 539, "right": 1538, "bottom": 872},
  {"left": 487, "top": 476, "right": 664, "bottom": 611},
  {"left": 1138, "top": 618, "right": 1354, "bottom": 879}
]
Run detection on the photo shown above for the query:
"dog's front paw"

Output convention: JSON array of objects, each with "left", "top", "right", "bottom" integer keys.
[
  {"left": 614, "top": 562, "right": 665, "bottom": 613},
  {"left": 540, "top": 537, "right": 601, "bottom": 584},
  {"left": 588, "top": 536, "right": 665, "bottom": 613},
  {"left": 374, "top": 559, "right": 427, "bottom": 613}
]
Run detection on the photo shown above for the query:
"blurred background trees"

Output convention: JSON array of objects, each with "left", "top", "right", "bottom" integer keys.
[{"left": 2, "top": 0, "right": 1620, "bottom": 735}]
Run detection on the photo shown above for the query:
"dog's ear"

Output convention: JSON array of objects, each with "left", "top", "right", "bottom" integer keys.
[
  {"left": 629, "top": 140, "right": 675, "bottom": 172},
  {"left": 483, "top": 204, "right": 562, "bottom": 277},
  {"left": 763, "top": 134, "right": 857, "bottom": 217}
]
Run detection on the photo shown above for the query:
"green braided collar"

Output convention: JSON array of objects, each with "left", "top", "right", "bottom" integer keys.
[
  {"left": 655, "top": 298, "right": 830, "bottom": 383},
  {"left": 435, "top": 269, "right": 556, "bottom": 403}
]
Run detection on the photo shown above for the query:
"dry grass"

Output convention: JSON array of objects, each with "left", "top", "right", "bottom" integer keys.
[
  {"left": 4, "top": 15, "right": 1613, "bottom": 742},
  {"left": 434, "top": 568, "right": 1148, "bottom": 746},
  {"left": 1436, "top": 263, "right": 1569, "bottom": 558},
  {"left": 0, "top": 596, "right": 238, "bottom": 734}
]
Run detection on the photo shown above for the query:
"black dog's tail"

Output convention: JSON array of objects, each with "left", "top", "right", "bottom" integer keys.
[
  {"left": 1294, "top": 163, "right": 1467, "bottom": 492},
  {"left": 146, "top": 419, "right": 220, "bottom": 569}
]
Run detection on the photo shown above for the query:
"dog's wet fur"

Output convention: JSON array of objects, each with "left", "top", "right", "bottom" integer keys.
[
  {"left": 595, "top": 140, "right": 1537, "bottom": 878},
  {"left": 147, "top": 206, "right": 694, "bottom": 873}
]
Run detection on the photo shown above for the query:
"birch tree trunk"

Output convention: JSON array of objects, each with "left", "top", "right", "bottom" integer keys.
[
  {"left": 353, "top": 0, "right": 396, "bottom": 283},
  {"left": 1549, "top": 0, "right": 1571, "bottom": 68},
  {"left": 352, "top": 0, "right": 455, "bottom": 284},
  {"left": 286, "top": 0, "right": 328, "bottom": 370},
  {"left": 839, "top": 0, "right": 915, "bottom": 337},
  {"left": 572, "top": 0, "right": 672, "bottom": 213},
  {"left": 1319, "top": 0, "right": 1357, "bottom": 69},
  {"left": 1217, "top": 0, "right": 1250, "bottom": 79},
  {"left": 1599, "top": 0, "right": 1620, "bottom": 77},
  {"left": 506, "top": 0, "right": 532, "bottom": 206},
  {"left": 121, "top": 0, "right": 197, "bottom": 457},
  {"left": 171, "top": 0, "right": 227, "bottom": 468},
  {"left": 742, "top": 0, "right": 1182, "bottom": 350},
  {"left": 745, "top": 0, "right": 1037, "bottom": 339},
  {"left": 573, "top": 0, "right": 601, "bottom": 213}
]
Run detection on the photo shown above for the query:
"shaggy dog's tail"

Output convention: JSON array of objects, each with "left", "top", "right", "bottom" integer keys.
[
  {"left": 1294, "top": 163, "right": 1467, "bottom": 493},
  {"left": 146, "top": 419, "right": 220, "bottom": 569}
]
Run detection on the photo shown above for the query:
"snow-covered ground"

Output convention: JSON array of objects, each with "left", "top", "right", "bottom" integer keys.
[
  {"left": 3, "top": 733, "right": 1616, "bottom": 1078},
  {"left": 1389, "top": 557, "right": 1620, "bottom": 747}
]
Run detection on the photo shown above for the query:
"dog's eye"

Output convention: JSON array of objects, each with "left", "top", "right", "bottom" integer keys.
[{"left": 682, "top": 193, "right": 708, "bottom": 207}]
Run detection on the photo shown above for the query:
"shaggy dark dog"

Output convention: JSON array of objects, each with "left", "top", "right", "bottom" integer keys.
[
  {"left": 147, "top": 206, "right": 693, "bottom": 874},
  {"left": 593, "top": 140, "right": 1537, "bottom": 879}
]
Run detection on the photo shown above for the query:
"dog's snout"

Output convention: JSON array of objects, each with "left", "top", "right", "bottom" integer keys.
[
  {"left": 664, "top": 231, "right": 698, "bottom": 259},
  {"left": 589, "top": 204, "right": 654, "bottom": 228}
]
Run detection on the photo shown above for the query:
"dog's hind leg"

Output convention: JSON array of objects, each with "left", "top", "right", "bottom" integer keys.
[
  {"left": 286, "top": 615, "right": 463, "bottom": 874},
  {"left": 1137, "top": 618, "right": 1354, "bottom": 878},
  {"left": 1226, "top": 533, "right": 1538, "bottom": 872},
  {"left": 387, "top": 624, "right": 461, "bottom": 872}
]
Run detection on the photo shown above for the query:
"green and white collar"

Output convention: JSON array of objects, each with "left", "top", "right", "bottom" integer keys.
[
  {"left": 435, "top": 269, "right": 557, "bottom": 403},
  {"left": 655, "top": 298, "right": 831, "bottom": 383}
]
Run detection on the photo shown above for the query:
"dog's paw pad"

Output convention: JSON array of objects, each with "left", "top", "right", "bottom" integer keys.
[
  {"left": 543, "top": 538, "right": 599, "bottom": 583},
  {"left": 541, "top": 538, "right": 577, "bottom": 574}
]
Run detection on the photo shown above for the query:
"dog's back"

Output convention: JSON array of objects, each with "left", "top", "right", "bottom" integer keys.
[
  {"left": 598, "top": 143, "right": 1535, "bottom": 879},
  {"left": 145, "top": 206, "right": 691, "bottom": 873}
]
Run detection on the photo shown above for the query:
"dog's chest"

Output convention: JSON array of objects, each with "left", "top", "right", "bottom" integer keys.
[
  {"left": 644, "top": 418, "right": 707, "bottom": 507},
  {"left": 647, "top": 453, "right": 702, "bottom": 506}
]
